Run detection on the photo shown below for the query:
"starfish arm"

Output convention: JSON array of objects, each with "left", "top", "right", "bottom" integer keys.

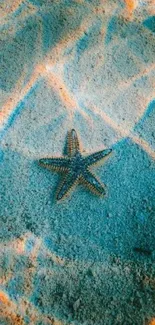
[
  {"left": 56, "top": 172, "right": 79, "bottom": 200},
  {"left": 67, "top": 129, "right": 80, "bottom": 157},
  {"left": 39, "top": 157, "right": 70, "bottom": 172},
  {"left": 85, "top": 148, "right": 112, "bottom": 166},
  {"left": 82, "top": 170, "right": 106, "bottom": 196}
]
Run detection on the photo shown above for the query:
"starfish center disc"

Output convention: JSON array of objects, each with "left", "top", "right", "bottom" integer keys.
[{"left": 70, "top": 155, "right": 86, "bottom": 175}]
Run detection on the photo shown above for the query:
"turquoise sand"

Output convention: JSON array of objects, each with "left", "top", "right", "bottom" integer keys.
[{"left": 0, "top": 0, "right": 155, "bottom": 324}]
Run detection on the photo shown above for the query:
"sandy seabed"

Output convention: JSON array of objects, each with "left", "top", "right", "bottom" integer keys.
[{"left": 0, "top": 0, "right": 155, "bottom": 324}]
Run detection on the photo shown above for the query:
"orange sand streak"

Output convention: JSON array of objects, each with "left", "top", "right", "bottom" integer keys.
[
  {"left": 0, "top": 290, "right": 25, "bottom": 325},
  {"left": 20, "top": 236, "right": 41, "bottom": 296},
  {"left": 92, "top": 105, "right": 130, "bottom": 136},
  {"left": 0, "top": 0, "right": 24, "bottom": 16},
  {"left": 0, "top": 274, "right": 13, "bottom": 286},
  {"left": 132, "top": 135, "right": 155, "bottom": 159},
  {"left": 0, "top": 312, "right": 25, "bottom": 325},
  {"left": 0, "top": 291, "right": 10, "bottom": 306},
  {"left": 0, "top": 234, "right": 41, "bottom": 292},
  {"left": 123, "top": 0, "right": 138, "bottom": 18},
  {"left": 125, "top": 0, "right": 137, "bottom": 12},
  {"left": 0, "top": 236, "right": 42, "bottom": 323},
  {"left": 7, "top": 0, "right": 24, "bottom": 14},
  {"left": 17, "top": 298, "right": 67, "bottom": 325},
  {"left": 29, "top": 238, "right": 42, "bottom": 260},
  {"left": 44, "top": 246, "right": 66, "bottom": 266},
  {"left": 46, "top": 71, "right": 91, "bottom": 123},
  {"left": 12, "top": 237, "right": 25, "bottom": 254},
  {"left": 46, "top": 72, "right": 79, "bottom": 111},
  {"left": 149, "top": 319, "right": 155, "bottom": 325}
]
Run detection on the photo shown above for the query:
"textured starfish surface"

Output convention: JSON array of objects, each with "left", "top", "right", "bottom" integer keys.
[{"left": 39, "top": 129, "right": 112, "bottom": 200}]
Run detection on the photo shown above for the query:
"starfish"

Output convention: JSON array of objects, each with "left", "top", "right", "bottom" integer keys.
[{"left": 39, "top": 129, "right": 112, "bottom": 201}]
